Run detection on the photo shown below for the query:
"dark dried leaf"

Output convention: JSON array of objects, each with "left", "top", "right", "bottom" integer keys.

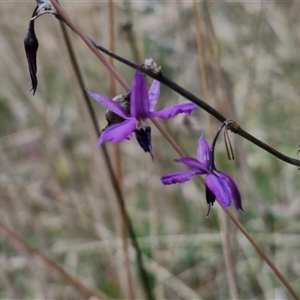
[{"left": 24, "top": 20, "right": 39, "bottom": 95}]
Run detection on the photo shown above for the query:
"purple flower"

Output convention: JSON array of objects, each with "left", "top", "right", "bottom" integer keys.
[
  {"left": 86, "top": 71, "right": 196, "bottom": 157},
  {"left": 161, "top": 134, "right": 243, "bottom": 213}
]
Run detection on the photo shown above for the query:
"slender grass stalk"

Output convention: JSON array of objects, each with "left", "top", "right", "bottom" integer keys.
[
  {"left": 150, "top": 119, "right": 186, "bottom": 158},
  {"left": 218, "top": 211, "right": 240, "bottom": 299},
  {"left": 192, "top": 0, "right": 213, "bottom": 135},
  {"left": 0, "top": 220, "right": 106, "bottom": 300},
  {"left": 224, "top": 209, "right": 300, "bottom": 300},
  {"left": 120, "top": 0, "right": 141, "bottom": 64},
  {"left": 107, "top": 1, "right": 135, "bottom": 299},
  {"left": 53, "top": 1, "right": 129, "bottom": 91},
  {"left": 193, "top": 2, "right": 240, "bottom": 298},
  {"left": 47, "top": 1, "right": 299, "bottom": 298}
]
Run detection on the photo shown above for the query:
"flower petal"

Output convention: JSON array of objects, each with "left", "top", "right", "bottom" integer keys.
[
  {"left": 130, "top": 71, "right": 150, "bottom": 118},
  {"left": 148, "top": 79, "right": 160, "bottom": 112},
  {"left": 98, "top": 119, "right": 136, "bottom": 146},
  {"left": 175, "top": 157, "right": 208, "bottom": 173},
  {"left": 149, "top": 102, "right": 196, "bottom": 119},
  {"left": 218, "top": 172, "right": 243, "bottom": 211},
  {"left": 161, "top": 170, "right": 198, "bottom": 185},
  {"left": 87, "top": 90, "right": 131, "bottom": 119},
  {"left": 206, "top": 173, "right": 232, "bottom": 208},
  {"left": 197, "top": 135, "right": 210, "bottom": 167}
]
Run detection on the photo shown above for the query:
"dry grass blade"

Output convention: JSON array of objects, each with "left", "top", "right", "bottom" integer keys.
[
  {"left": 0, "top": 221, "right": 106, "bottom": 300},
  {"left": 107, "top": 1, "right": 135, "bottom": 298}
]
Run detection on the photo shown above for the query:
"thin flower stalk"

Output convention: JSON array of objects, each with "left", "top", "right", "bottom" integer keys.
[
  {"left": 193, "top": 4, "right": 239, "bottom": 297},
  {"left": 107, "top": 1, "right": 135, "bottom": 298},
  {"left": 0, "top": 221, "right": 105, "bottom": 300}
]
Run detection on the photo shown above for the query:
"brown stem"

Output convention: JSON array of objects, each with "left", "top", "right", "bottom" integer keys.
[
  {"left": 0, "top": 221, "right": 106, "bottom": 300},
  {"left": 224, "top": 209, "right": 299, "bottom": 300},
  {"left": 192, "top": 0, "right": 213, "bottom": 134},
  {"left": 51, "top": 0, "right": 129, "bottom": 91},
  {"left": 108, "top": 1, "right": 135, "bottom": 299},
  {"left": 193, "top": 2, "right": 240, "bottom": 298}
]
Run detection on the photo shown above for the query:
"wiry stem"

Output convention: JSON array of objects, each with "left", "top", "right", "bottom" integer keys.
[
  {"left": 0, "top": 221, "right": 106, "bottom": 300},
  {"left": 193, "top": 2, "right": 240, "bottom": 298},
  {"left": 150, "top": 119, "right": 186, "bottom": 158},
  {"left": 108, "top": 1, "right": 135, "bottom": 299},
  {"left": 53, "top": 0, "right": 129, "bottom": 91},
  {"left": 224, "top": 209, "right": 300, "bottom": 300},
  {"left": 193, "top": 0, "right": 213, "bottom": 134}
]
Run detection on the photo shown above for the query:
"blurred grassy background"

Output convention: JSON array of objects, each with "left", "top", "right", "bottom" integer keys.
[{"left": 1, "top": 1, "right": 300, "bottom": 299}]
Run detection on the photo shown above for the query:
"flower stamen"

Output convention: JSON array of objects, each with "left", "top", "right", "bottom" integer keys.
[
  {"left": 206, "top": 203, "right": 211, "bottom": 218},
  {"left": 224, "top": 128, "right": 234, "bottom": 160}
]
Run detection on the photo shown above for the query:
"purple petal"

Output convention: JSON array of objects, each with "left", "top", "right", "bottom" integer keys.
[
  {"left": 149, "top": 102, "right": 196, "bottom": 119},
  {"left": 98, "top": 119, "right": 136, "bottom": 146},
  {"left": 130, "top": 71, "right": 150, "bottom": 118},
  {"left": 218, "top": 172, "right": 243, "bottom": 211},
  {"left": 24, "top": 21, "right": 39, "bottom": 95},
  {"left": 148, "top": 80, "right": 160, "bottom": 112},
  {"left": 87, "top": 90, "right": 131, "bottom": 119},
  {"left": 197, "top": 135, "right": 211, "bottom": 167},
  {"left": 161, "top": 170, "right": 199, "bottom": 185},
  {"left": 175, "top": 157, "right": 209, "bottom": 173},
  {"left": 206, "top": 173, "right": 232, "bottom": 208}
]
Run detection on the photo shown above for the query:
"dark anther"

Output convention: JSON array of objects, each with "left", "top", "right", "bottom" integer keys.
[
  {"left": 124, "top": 91, "right": 131, "bottom": 101},
  {"left": 206, "top": 186, "right": 216, "bottom": 206},
  {"left": 24, "top": 20, "right": 39, "bottom": 95},
  {"left": 135, "top": 126, "right": 152, "bottom": 153}
]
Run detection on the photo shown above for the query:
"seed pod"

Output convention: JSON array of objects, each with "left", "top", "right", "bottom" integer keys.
[
  {"left": 24, "top": 20, "right": 39, "bottom": 95},
  {"left": 142, "top": 58, "right": 162, "bottom": 75}
]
